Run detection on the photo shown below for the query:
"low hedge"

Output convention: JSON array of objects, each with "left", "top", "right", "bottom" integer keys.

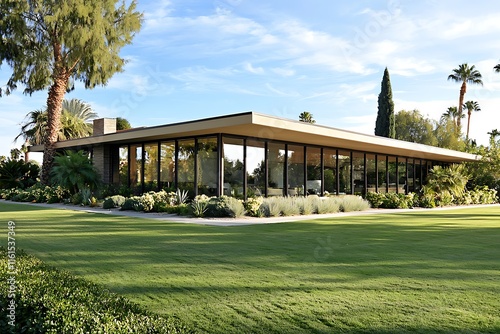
[{"left": 0, "top": 247, "right": 192, "bottom": 334}]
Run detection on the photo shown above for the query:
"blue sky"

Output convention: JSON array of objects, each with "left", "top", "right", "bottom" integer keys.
[{"left": 2, "top": 0, "right": 500, "bottom": 160}]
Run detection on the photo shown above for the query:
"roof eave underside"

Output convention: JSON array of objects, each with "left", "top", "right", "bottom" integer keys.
[{"left": 29, "top": 112, "right": 481, "bottom": 163}]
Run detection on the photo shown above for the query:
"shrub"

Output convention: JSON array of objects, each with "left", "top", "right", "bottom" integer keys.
[
  {"left": 316, "top": 198, "right": 340, "bottom": 214},
  {"left": 365, "top": 192, "right": 385, "bottom": 208},
  {"left": 0, "top": 159, "right": 40, "bottom": 189},
  {"left": 260, "top": 197, "right": 282, "bottom": 217},
  {"left": 0, "top": 247, "right": 192, "bottom": 333},
  {"left": 51, "top": 150, "right": 100, "bottom": 194},
  {"left": 339, "top": 195, "right": 371, "bottom": 212},
  {"left": 121, "top": 197, "right": 143, "bottom": 211},
  {"left": 244, "top": 197, "right": 264, "bottom": 217},
  {"left": 1, "top": 185, "right": 70, "bottom": 204},
  {"left": 296, "top": 196, "right": 318, "bottom": 215},
  {"left": 210, "top": 195, "right": 246, "bottom": 218},
  {"left": 139, "top": 193, "right": 155, "bottom": 212},
  {"left": 102, "top": 195, "right": 126, "bottom": 209}
]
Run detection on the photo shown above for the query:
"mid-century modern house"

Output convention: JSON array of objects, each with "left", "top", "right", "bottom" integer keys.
[{"left": 29, "top": 112, "right": 481, "bottom": 198}]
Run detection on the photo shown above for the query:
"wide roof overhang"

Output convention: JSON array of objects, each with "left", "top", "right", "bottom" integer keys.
[{"left": 29, "top": 112, "right": 481, "bottom": 163}]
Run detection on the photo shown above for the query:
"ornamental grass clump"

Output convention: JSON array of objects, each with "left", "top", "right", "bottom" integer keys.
[
  {"left": 316, "top": 198, "right": 340, "bottom": 214},
  {"left": 339, "top": 195, "right": 371, "bottom": 212}
]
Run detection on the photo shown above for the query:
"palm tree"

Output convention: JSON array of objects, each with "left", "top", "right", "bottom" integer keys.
[
  {"left": 16, "top": 99, "right": 98, "bottom": 145},
  {"left": 462, "top": 100, "right": 481, "bottom": 139},
  {"left": 60, "top": 99, "right": 98, "bottom": 140},
  {"left": 440, "top": 106, "right": 464, "bottom": 131},
  {"left": 494, "top": 63, "right": 500, "bottom": 73},
  {"left": 15, "top": 109, "right": 48, "bottom": 145},
  {"left": 447, "top": 64, "right": 483, "bottom": 131},
  {"left": 299, "top": 111, "right": 316, "bottom": 124}
]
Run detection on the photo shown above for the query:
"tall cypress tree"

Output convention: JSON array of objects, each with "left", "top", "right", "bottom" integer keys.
[{"left": 375, "top": 67, "right": 395, "bottom": 138}]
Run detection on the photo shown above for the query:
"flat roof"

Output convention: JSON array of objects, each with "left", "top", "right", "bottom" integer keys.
[{"left": 29, "top": 111, "right": 481, "bottom": 163}]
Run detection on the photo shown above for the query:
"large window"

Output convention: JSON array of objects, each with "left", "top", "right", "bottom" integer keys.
[
  {"left": 388, "top": 156, "right": 398, "bottom": 193},
  {"left": 324, "top": 149, "right": 337, "bottom": 195},
  {"left": 338, "top": 150, "right": 351, "bottom": 194},
  {"left": 306, "top": 147, "right": 322, "bottom": 195},
  {"left": 267, "top": 142, "right": 285, "bottom": 196},
  {"left": 352, "top": 151, "right": 365, "bottom": 195},
  {"left": 287, "top": 145, "right": 305, "bottom": 196},
  {"left": 160, "top": 141, "right": 175, "bottom": 190},
  {"left": 130, "top": 144, "right": 142, "bottom": 194},
  {"left": 246, "top": 140, "right": 266, "bottom": 197},
  {"left": 223, "top": 137, "right": 244, "bottom": 198},
  {"left": 144, "top": 143, "right": 158, "bottom": 192},
  {"left": 197, "top": 137, "right": 218, "bottom": 196},
  {"left": 399, "top": 158, "right": 407, "bottom": 194},
  {"left": 414, "top": 159, "right": 422, "bottom": 193},
  {"left": 178, "top": 139, "right": 195, "bottom": 197},
  {"left": 118, "top": 145, "right": 129, "bottom": 186},
  {"left": 407, "top": 159, "right": 415, "bottom": 193},
  {"left": 366, "top": 154, "right": 376, "bottom": 193},
  {"left": 377, "top": 155, "right": 387, "bottom": 193}
]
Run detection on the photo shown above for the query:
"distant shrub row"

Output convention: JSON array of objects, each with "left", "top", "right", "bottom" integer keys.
[
  {"left": 103, "top": 192, "right": 371, "bottom": 218},
  {"left": 0, "top": 247, "right": 192, "bottom": 334},
  {"left": 365, "top": 186, "right": 497, "bottom": 209}
]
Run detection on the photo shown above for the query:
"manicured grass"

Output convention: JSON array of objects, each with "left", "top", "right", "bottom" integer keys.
[{"left": 1, "top": 202, "right": 500, "bottom": 333}]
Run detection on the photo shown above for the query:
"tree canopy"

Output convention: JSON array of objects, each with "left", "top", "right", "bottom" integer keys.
[
  {"left": 0, "top": 0, "right": 142, "bottom": 183},
  {"left": 395, "top": 109, "right": 437, "bottom": 146},
  {"left": 375, "top": 67, "right": 395, "bottom": 138}
]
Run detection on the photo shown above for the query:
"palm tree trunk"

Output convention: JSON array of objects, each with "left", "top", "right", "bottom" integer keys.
[
  {"left": 466, "top": 111, "right": 472, "bottom": 140},
  {"left": 41, "top": 75, "right": 68, "bottom": 184},
  {"left": 457, "top": 81, "right": 466, "bottom": 130}
]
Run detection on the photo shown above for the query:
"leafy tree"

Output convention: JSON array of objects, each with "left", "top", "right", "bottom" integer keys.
[
  {"left": 50, "top": 150, "right": 100, "bottom": 194},
  {"left": 0, "top": 0, "right": 142, "bottom": 184},
  {"left": 0, "top": 159, "right": 40, "bottom": 189},
  {"left": 447, "top": 64, "right": 483, "bottom": 130},
  {"left": 375, "top": 67, "right": 395, "bottom": 138},
  {"left": 116, "top": 117, "right": 132, "bottom": 130},
  {"left": 434, "top": 118, "right": 465, "bottom": 151},
  {"left": 465, "top": 136, "right": 500, "bottom": 198},
  {"left": 462, "top": 100, "right": 481, "bottom": 140},
  {"left": 299, "top": 111, "right": 316, "bottom": 123},
  {"left": 395, "top": 109, "right": 437, "bottom": 146}
]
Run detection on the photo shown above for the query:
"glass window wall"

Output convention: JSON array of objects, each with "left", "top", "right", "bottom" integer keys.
[
  {"left": 178, "top": 139, "right": 195, "bottom": 197},
  {"left": 306, "top": 147, "right": 322, "bottom": 195},
  {"left": 323, "top": 149, "right": 337, "bottom": 195},
  {"left": 223, "top": 137, "right": 244, "bottom": 199},
  {"left": 267, "top": 142, "right": 285, "bottom": 196},
  {"left": 197, "top": 137, "right": 218, "bottom": 196},
  {"left": 287, "top": 145, "right": 305, "bottom": 196},
  {"left": 160, "top": 141, "right": 175, "bottom": 190},
  {"left": 338, "top": 150, "right": 351, "bottom": 194},
  {"left": 130, "top": 144, "right": 142, "bottom": 194},
  {"left": 246, "top": 140, "right": 266, "bottom": 197},
  {"left": 144, "top": 143, "right": 158, "bottom": 192}
]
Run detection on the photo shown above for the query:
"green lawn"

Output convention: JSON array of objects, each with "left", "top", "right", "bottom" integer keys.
[{"left": 1, "top": 202, "right": 500, "bottom": 333}]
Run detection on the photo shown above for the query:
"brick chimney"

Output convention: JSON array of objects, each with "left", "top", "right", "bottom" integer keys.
[{"left": 93, "top": 118, "right": 116, "bottom": 136}]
